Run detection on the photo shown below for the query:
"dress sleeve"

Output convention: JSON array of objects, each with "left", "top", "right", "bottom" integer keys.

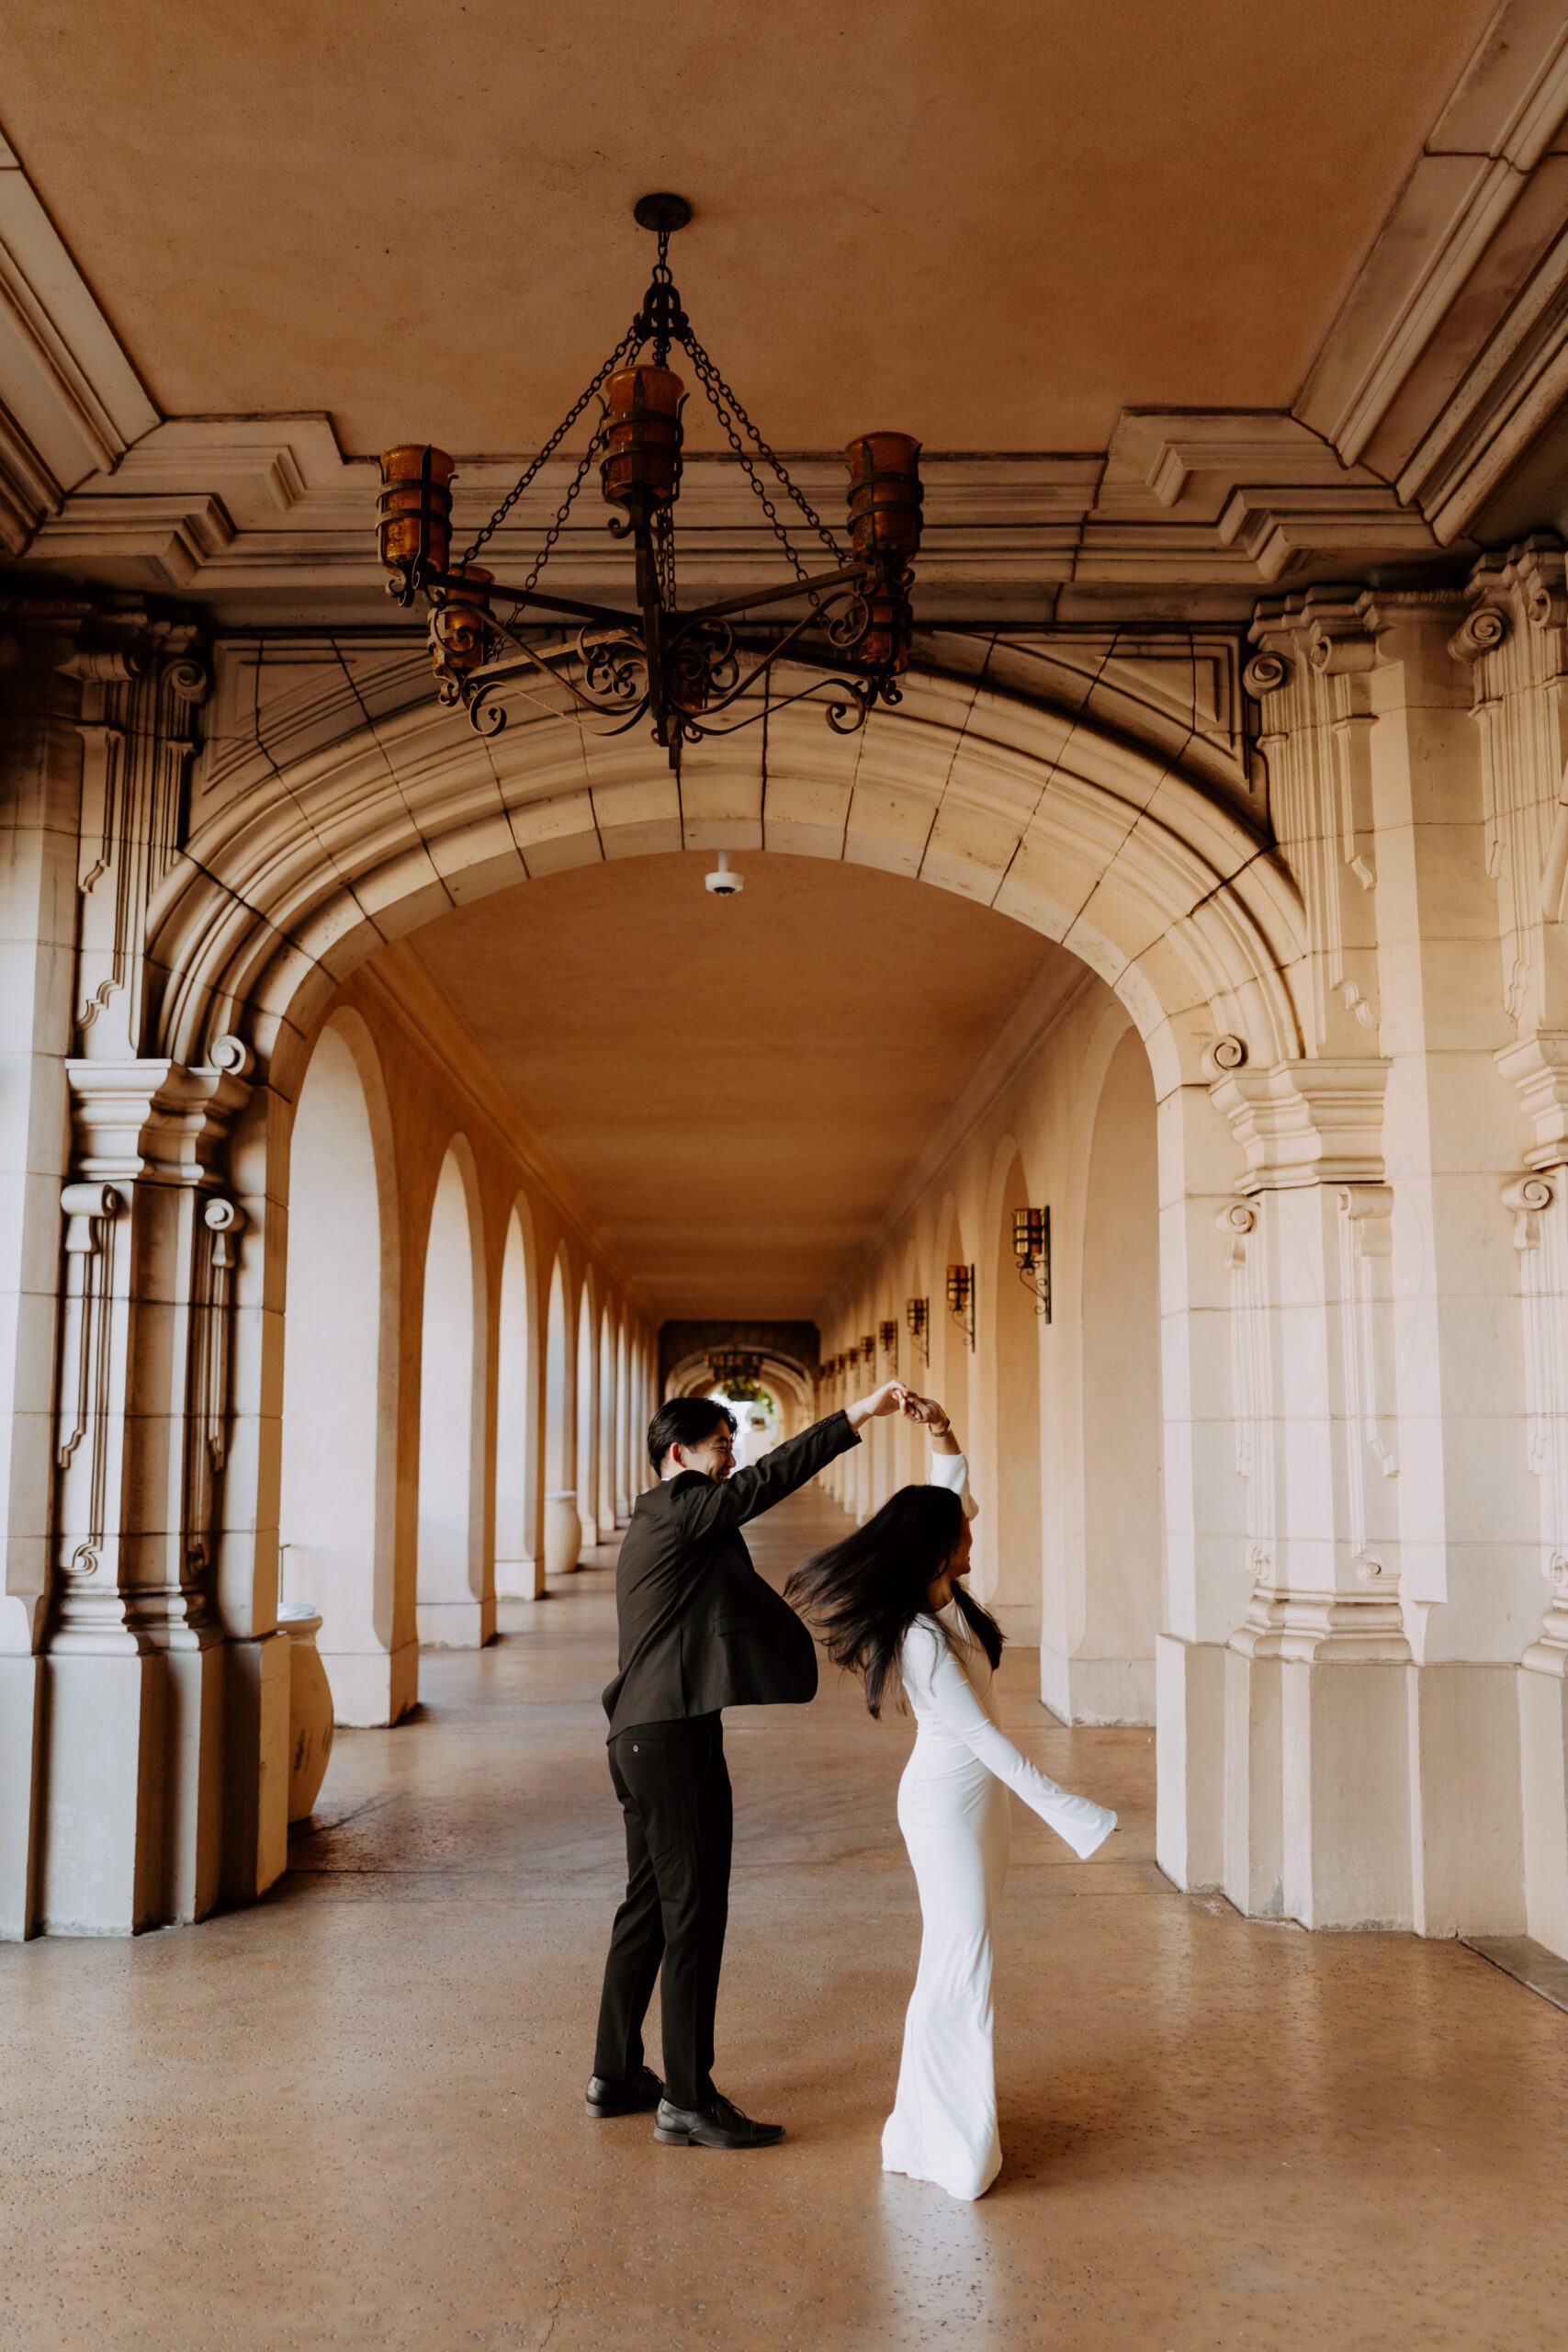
[
  {"left": 914, "top": 1623, "right": 1117, "bottom": 1860},
  {"left": 927, "top": 1449, "right": 978, "bottom": 1520}
]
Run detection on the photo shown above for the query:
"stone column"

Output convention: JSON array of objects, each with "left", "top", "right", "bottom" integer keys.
[
  {"left": 41, "top": 1052, "right": 261, "bottom": 1932},
  {"left": 0, "top": 602, "right": 86, "bottom": 1939},
  {"left": 1237, "top": 585, "right": 1536, "bottom": 1935},
  {"left": 2, "top": 599, "right": 292, "bottom": 1934},
  {"left": 1207, "top": 1066, "right": 1410, "bottom": 1926},
  {"left": 1152, "top": 1069, "right": 1256, "bottom": 1897},
  {"left": 1458, "top": 537, "right": 1568, "bottom": 1951}
]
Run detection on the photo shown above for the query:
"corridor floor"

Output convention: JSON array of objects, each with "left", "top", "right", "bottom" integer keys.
[{"left": 6, "top": 1490, "right": 1568, "bottom": 2351}]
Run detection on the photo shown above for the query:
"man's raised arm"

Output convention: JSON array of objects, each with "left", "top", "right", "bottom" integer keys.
[{"left": 668, "top": 1383, "right": 905, "bottom": 1541}]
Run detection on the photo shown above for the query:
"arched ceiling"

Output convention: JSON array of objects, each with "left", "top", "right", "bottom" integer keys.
[
  {"left": 389, "top": 849, "right": 1089, "bottom": 1320},
  {"left": 0, "top": 1, "right": 1489, "bottom": 457}
]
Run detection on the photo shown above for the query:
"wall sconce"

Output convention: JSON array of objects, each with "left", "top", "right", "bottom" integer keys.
[
  {"left": 1012, "top": 1205, "right": 1052, "bottom": 1321},
  {"left": 879, "top": 1318, "right": 898, "bottom": 1367},
  {"left": 905, "top": 1295, "right": 929, "bottom": 1365},
  {"left": 860, "top": 1332, "right": 875, "bottom": 1363},
  {"left": 945, "top": 1262, "right": 975, "bottom": 1350}
]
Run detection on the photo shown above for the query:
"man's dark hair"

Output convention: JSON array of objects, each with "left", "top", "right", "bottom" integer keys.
[{"left": 648, "top": 1397, "right": 738, "bottom": 1475}]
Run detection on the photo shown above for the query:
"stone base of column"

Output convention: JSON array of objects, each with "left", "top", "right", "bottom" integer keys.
[
  {"left": 1409, "top": 1662, "right": 1525, "bottom": 1937},
  {"left": 321, "top": 1637, "right": 420, "bottom": 1728},
  {"left": 1041, "top": 1643, "right": 1154, "bottom": 1725},
  {"left": 1224, "top": 1645, "right": 1283, "bottom": 1917},
  {"left": 0, "top": 1654, "right": 43, "bottom": 1939},
  {"left": 221, "top": 1631, "right": 290, "bottom": 1911},
  {"left": 159, "top": 1642, "right": 226, "bottom": 1923},
  {"left": 414, "top": 1597, "right": 496, "bottom": 1648},
  {"left": 39, "top": 1640, "right": 226, "bottom": 1934},
  {"left": 1155, "top": 1634, "right": 1225, "bottom": 1892},
  {"left": 1520, "top": 1657, "right": 1568, "bottom": 1957},
  {"left": 494, "top": 1554, "right": 542, "bottom": 1602},
  {"left": 1281, "top": 1657, "right": 1411, "bottom": 1928}
]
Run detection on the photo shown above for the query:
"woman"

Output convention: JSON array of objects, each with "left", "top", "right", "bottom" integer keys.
[{"left": 785, "top": 1390, "right": 1116, "bottom": 2200}]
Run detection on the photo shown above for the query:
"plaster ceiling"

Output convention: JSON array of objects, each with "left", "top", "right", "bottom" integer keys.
[
  {"left": 0, "top": 0, "right": 1493, "bottom": 458},
  {"left": 399, "top": 850, "right": 1078, "bottom": 1319}
]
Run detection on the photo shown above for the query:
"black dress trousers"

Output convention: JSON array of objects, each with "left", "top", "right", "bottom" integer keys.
[{"left": 592, "top": 1713, "right": 732, "bottom": 2110}]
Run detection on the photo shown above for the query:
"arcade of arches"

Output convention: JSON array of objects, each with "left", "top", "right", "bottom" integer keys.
[{"left": 6, "top": 0, "right": 1568, "bottom": 2232}]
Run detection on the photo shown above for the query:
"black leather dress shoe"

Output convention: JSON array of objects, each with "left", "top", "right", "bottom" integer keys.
[
  {"left": 654, "top": 2091, "right": 785, "bottom": 2149},
  {"left": 584, "top": 2065, "right": 663, "bottom": 2118}
]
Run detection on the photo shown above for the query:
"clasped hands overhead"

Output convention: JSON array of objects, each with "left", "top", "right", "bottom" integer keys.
[{"left": 845, "top": 1381, "right": 950, "bottom": 1430}]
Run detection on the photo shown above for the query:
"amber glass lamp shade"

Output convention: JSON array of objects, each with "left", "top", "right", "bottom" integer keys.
[
  {"left": 844, "top": 433, "right": 923, "bottom": 560},
  {"left": 378, "top": 446, "right": 456, "bottom": 579},
  {"left": 601, "top": 364, "right": 687, "bottom": 512}
]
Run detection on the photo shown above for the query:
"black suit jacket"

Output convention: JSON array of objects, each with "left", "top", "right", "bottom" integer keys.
[{"left": 602, "top": 1409, "right": 861, "bottom": 1736}]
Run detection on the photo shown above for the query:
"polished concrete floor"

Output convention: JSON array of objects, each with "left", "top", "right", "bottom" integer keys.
[{"left": 6, "top": 1489, "right": 1568, "bottom": 2350}]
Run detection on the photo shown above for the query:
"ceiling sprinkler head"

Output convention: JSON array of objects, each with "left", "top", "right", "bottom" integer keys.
[{"left": 705, "top": 850, "right": 743, "bottom": 899}]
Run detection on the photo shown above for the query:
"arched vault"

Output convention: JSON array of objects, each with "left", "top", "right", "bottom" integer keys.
[{"left": 150, "top": 642, "right": 1306, "bottom": 1099}]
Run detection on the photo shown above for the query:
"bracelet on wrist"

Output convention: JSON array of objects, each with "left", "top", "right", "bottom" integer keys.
[{"left": 928, "top": 1419, "right": 951, "bottom": 1437}]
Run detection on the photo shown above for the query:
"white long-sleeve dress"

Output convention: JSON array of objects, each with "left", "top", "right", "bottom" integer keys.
[{"left": 880, "top": 1452, "right": 1117, "bottom": 2202}]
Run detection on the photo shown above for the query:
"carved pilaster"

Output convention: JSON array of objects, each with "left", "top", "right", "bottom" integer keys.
[
  {"left": 1247, "top": 591, "right": 1386, "bottom": 1055},
  {"left": 48, "top": 1040, "right": 253, "bottom": 1654},
  {"left": 183, "top": 1196, "right": 247, "bottom": 1589},
  {"left": 1451, "top": 537, "right": 1568, "bottom": 1041},
  {"left": 53, "top": 1182, "right": 123, "bottom": 1599},
  {"left": 1501, "top": 1168, "right": 1568, "bottom": 1670},
  {"left": 1216, "top": 1199, "right": 1278, "bottom": 1645},
  {"left": 1337, "top": 1183, "right": 1400, "bottom": 1587},
  {"left": 59, "top": 615, "right": 209, "bottom": 1063},
  {"left": 1220, "top": 1178, "right": 1408, "bottom": 1664}
]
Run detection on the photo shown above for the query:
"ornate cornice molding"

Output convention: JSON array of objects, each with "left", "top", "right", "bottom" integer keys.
[
  {"left": 6, "top": 10, "right": 1568, "bottom": 615},
  {"left": 1296, "top": 0, "right": 1568, "bottom": 547}
]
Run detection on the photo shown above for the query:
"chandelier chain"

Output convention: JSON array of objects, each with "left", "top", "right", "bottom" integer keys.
[
  {"left": 682, "top": 330, "right": 848, "bottom": 578},
  {"left": 512, "top": 413, "right": 612, "bottom": 613},
  {"left": 460, "top": 320, "right": 641, "bottom": 568}
]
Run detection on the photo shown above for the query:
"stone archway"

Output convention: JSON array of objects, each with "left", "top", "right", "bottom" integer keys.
[
  {"left": 148, "top": 645, "right": 1304, "bottom": 1091},
  {"left": 123, "top": 645, "right": 1316, "bottom": 1920}
]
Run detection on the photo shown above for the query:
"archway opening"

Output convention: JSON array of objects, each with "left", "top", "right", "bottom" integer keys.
[
  {"left": 597, "top": 1306, "right": 617, "bottom": 1536},
  {"left": 576, "top": 1283, "right": 599, "bottom": 1549},
  {"left": 416, "top": 1146, "right": 488, "bottom": 1646},
  {"left": 543, "top": 1254, "right": 579, "bottom": 1577},
  {"left": 495, "top": 1204, "right": 537, "bottom": 1602},
  {"left": 1069, "top": 1027, "right": 1163, "bottom": 1724},
  {"left": 278, "top": 1018, "right": 407, "bottom": 1726},
  {"left": 615, "top": 1322, "right": 632, "bottom": 1525}
]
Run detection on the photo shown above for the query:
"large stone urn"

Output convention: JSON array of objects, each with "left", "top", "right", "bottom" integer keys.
[
  {"left": 278, "top": 1603, "right": 334, "bottom": 1822},
  {"left": 544, "top": 1488, "right": 582, "bottom": 1578}
]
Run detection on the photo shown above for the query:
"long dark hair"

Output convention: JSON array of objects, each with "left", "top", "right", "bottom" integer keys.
[{"left": 784, "top": 1483, "right": 1004, "bottom": 1718}]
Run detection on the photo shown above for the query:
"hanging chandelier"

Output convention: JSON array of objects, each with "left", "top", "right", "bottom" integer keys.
[{"left": 374, "top": 195, "right": 922, "bottom": 764}]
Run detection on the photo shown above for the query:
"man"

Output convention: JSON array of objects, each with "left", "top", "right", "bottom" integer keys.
[{"left": 587, "top": 1378, "right": 905, "bottom": 2150}]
